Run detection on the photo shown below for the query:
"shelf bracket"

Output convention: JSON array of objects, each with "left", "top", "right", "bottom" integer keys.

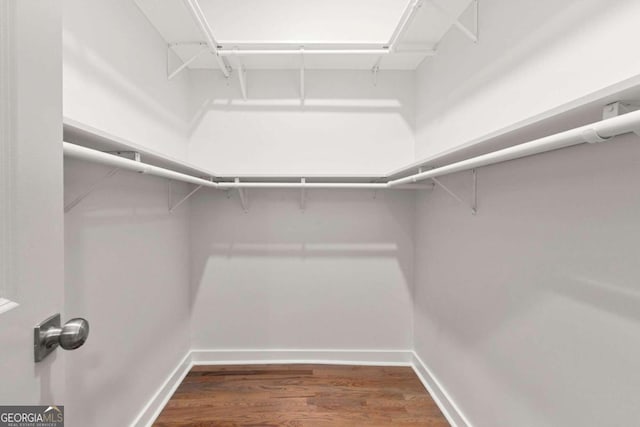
[
  {"left": 603, "top": 101, "right": 640, "bottom": 137},
  {"left": 167, "top": 44, "right": 208, "bottom": 80},
  {"left": 169, "top": 184, "right": 203, "bottom": 213},
  {"left": 300, "top": 178, "right": 306, "bottom": 211},
  {"left": 300, "top": 48, "right": 305, "bottom": 103},
  {"left": 371, "top": 61, "right": 380, "bottom": 87},
  {"left": 235, "top": 178, "right": 248, "bottom": 212},
  {"left": 64, "top": 167, "right": 120, "bottom": 213},
  {"left": 64, "top": 151, "right": 141, "bottom": 213},
  {"left": 431, "top": 168, "right": 478, "bottom": 215},
  {"left": 237, "top": 63, "right": 247, "bottom": 100},
  {"left": 429, "top": 0, "right": 478, "bottom": 43},
  {"left": 233, "top": 48, "right": 248, "bottom": 100}
]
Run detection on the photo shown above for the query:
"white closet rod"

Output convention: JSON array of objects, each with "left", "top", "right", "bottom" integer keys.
[
  {"left": 216, "top": 182, "right": 430, "bottom": 190},
  {"left": 389, "top": 109, "right": 640, "bottom": 187},
  {"left": 63, "top": 142, "right": 219, "bottom": 188},
  {"left": 218, "top": 49, "right": 393, "bottom": 56},
  {"left": 62, "top": 143, "right": 427, "bottom": 190}
]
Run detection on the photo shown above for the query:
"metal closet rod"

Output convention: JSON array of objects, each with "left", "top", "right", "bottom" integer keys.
[{"left": 63, "top": 108, "right": 640, "bottom": 191}]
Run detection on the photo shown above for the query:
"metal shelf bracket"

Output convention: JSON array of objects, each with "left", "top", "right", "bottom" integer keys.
[
  {"left": 300, "top": 178, "right": 307, "bottom": 211},
  {"left": 167, "top": 43, "right": 208, "bottom": 80},
  {"left": 236, "top": 178, "right": 249, "bottom": 212},
  {"left": 168, "top": 182, "right": 203, "bottom": 213},
  {"left": 430, "top": 168, "right": 478, "bottom": 215},
  {"left": 603, "top": 101, "right": 640, "bottom": 137},
  {"left": 429, "top": 0, "right": 478, "bottom": 44},
  {"left": 234, "top": 48, "right": 248, "bottom": 100},
  {"left": 64, "top": 151, "right": 141, "bottom": 213},
  {"left": 300, "top": 49, "right": 305, "bottom": 103},
  {"left": 64, "top": 167, "right": 120, "bottom": 213},
  {"left": 371, "top": 58, "right": 381, "bottom": 87}
]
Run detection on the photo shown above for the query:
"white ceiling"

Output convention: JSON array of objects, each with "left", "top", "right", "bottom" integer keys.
[{"left": 135, "top": 0, "right": 474, "bottom": 70}]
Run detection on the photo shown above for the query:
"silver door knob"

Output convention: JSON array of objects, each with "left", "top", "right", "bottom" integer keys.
[
  {"left": 34, "top": 314, "right": 90, "bottom": 362},
  {"left": 58, "top": 318, "right": 90, "bottom": 350}
]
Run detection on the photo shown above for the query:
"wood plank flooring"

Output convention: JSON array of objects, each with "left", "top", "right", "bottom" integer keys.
[{"left": 153, "top": 364, "right": 450, "bottom": 426}]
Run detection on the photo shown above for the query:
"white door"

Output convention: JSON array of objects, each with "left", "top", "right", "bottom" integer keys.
[{"left": 0, "top": 0, "right": 67, "bottom": 411}]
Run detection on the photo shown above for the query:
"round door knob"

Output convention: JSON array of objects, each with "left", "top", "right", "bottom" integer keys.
[{"left": 59, "top": 318, "right": 90, "bottom": 350}]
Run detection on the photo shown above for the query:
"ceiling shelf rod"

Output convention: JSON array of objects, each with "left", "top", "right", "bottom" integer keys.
[
  {"left": 182, "top": 0, "right": 230, "bottom": 77},
  {"left": 388, "top": 108, "right": 640, "bottom": 187}
]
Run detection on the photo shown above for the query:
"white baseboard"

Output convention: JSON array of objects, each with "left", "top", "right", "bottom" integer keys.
[
  {"left": 190, "top": 348, "right": 414, "bottom": 366},
  {"left": 411, "top": 351, "right": 472, "bottom": 427},
  {"left": 131, "top": 349, "right": 469, "bottom": 427},
  {"left": 130, "top": 351, "right": 193, "bottom": 427}
]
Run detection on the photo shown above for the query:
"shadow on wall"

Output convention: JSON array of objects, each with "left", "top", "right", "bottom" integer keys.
[
  {"left": 189, "top": 188, "right": 416, "bottom": 310},
  {"left": 415, "top": 134, "right": 640, "bottom": 346},
  {"left": 412, "top": 133, "right": 640, "bottom": 426},
  {"left": 186, "top": 69, "right": 416, "bottom": 175},
  {"left": 187, "top": 189, "right": 416, "bottom": 350},
  {"left": 64, "top": 159, "right": 191, "bottom": 427},
  {"left": 188, "top": 69, "right": 415, "bottom": 137}
]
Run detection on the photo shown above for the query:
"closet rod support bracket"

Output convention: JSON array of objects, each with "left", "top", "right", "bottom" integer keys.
[
  {"left": 430, "top": 169, "right": 477, "bottom": 215},
  {"left": 300, "top": 178, "right": 306, "bottom": 211},
  {"left": 169, "top": 184, "right": 203, "bottom": 213},
  {"left": 602, "top": 101, "right": 640, "bottom": 138},
  {"left": 104, "top": 151, "right": 141, "bottom": 162},
  {"left": 167, "top": 44, "right": 208, "bottom": 80},
  {"left": 64, "top": 151, "right": 139, "bottom": 213},
  {"left": 64, "top": 167, "right": 120, "bottom": 213},
  {"left": 235, "top": 178, "right": 249, "bottom": 212},
  {"left": 429, "top": 0, "right": 478, "bottom": 43}
]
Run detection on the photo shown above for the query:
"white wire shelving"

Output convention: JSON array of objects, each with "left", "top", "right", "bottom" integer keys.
[{"left": 63, "top": 106, "right": 640, "bottom": 212}]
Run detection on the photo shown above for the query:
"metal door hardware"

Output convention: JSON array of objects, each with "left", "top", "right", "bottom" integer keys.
[{"left": 34, "top": 314, "right": 90, "bottom": 363}]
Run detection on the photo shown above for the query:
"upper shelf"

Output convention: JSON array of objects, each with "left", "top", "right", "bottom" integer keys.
[
  {"left": 134, "top": 0, "right": 477, "bottom": 71},
  {"left": 64, "top": 118, "right": 383, "bottom": 184},
  {"left": 64, "top": 118, "right": 219, "bottom": 179}
]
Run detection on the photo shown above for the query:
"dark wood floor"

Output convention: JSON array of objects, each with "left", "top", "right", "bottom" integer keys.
[{"left": 154, "top": 364, "right": 449, "bottom": 426}]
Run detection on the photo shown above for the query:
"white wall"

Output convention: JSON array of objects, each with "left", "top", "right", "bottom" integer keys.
[
  {"left": 415, "top": 0, "right": 640, "bottom": 160},
  {"left": 64, "top": 160, "right": 191, "bottom": 427},
  {"left": 63, "top": 0, "right": 191, "bottom": 160},
  {"left": 187, "top": 70, "right": 415, "bottom": 175},
  {"left": 189, "top": 189, "right": 415, "bottom": 352},
  {"left": 413, "top": 132, "right": 640, "bottom": 426}
]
